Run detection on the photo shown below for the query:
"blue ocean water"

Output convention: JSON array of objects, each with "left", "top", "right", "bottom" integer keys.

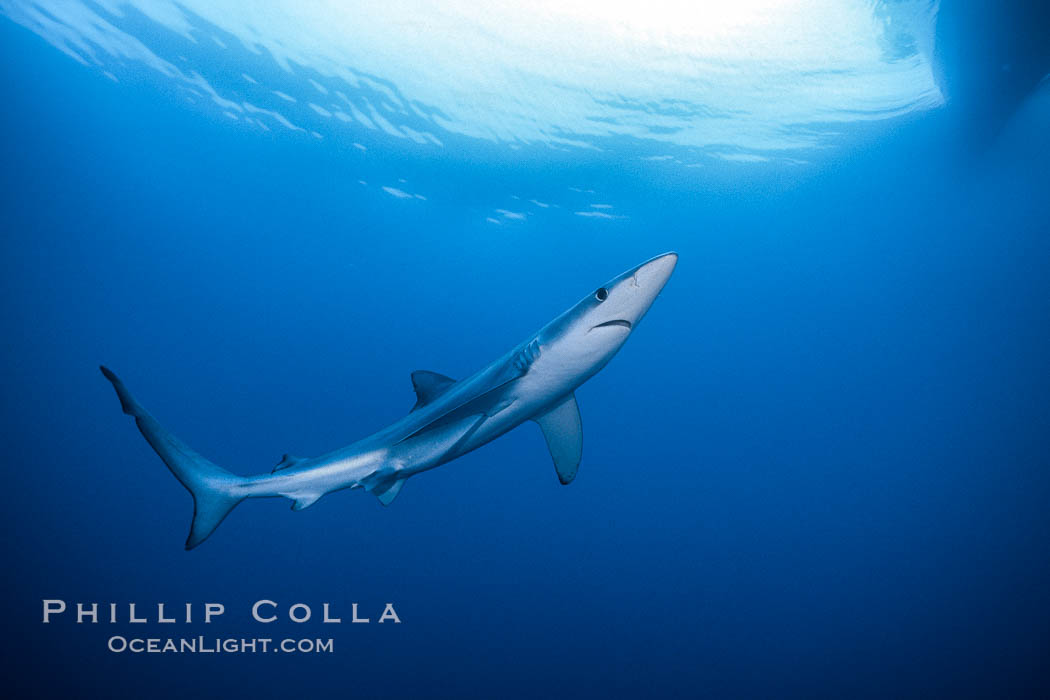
[{"left": 1, "top": 2, "right": 1049, "bottom": 698}]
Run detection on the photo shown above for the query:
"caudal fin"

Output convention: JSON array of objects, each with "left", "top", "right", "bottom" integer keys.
[{"left": 100, "top": 366, "right": 246, "bottom": 550}]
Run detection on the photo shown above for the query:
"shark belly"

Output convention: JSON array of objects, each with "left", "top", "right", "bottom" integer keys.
[
  {"left": 421, "top": 360, "right": 584, "bottom": 470},
  {"left": 239, "top": 449, "right": 386, "bottom": 505}
]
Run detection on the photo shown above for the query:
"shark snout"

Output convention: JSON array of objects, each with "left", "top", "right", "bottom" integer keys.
[{"left": 632, "top": 252, "right": 678, "bottom": 292}]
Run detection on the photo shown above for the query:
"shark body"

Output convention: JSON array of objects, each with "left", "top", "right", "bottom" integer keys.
[{"left": 102, "top": 252, "right": 677, "bottom": 549}]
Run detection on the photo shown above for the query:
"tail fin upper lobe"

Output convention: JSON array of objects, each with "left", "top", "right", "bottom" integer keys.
[{"left": 100, "top": 366, "right": 246, "bottom": 549}]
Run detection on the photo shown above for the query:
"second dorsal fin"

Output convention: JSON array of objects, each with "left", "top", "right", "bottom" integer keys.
[
  {"left": 411, "top": 370, "right": 457, "bottom": 411},
  {"left": 272, "top": 454, "right": 306, "bottom": 473}
]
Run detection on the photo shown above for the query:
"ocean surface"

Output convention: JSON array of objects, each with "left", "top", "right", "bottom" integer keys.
[{"left": 2, "top": 2, "right": 1048, "bottom": 698}]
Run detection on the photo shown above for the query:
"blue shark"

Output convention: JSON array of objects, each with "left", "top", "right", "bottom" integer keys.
[{"left": 101, "top": 252, "right": 678, "bottom": 549}]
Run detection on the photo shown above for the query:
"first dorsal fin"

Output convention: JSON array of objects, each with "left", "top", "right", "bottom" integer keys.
[
  {"left": 272, "top": 454, "right": 305, "bottom": 473},
  {"left": 411, "top": 370, "right": 457, "bottom": 411}
]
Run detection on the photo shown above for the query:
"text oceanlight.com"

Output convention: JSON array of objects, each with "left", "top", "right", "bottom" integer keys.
[{"left": 107, "top": 636, "right": 334, "bottom": 654}]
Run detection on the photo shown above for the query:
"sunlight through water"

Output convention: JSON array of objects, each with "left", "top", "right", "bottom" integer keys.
[{"left": 1, "top": 0, "right": 944, "bottom": 162}]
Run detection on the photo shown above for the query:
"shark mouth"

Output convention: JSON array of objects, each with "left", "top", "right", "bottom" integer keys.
[{"left": 590, "top": 319, "right": 632, "bottom": 331}]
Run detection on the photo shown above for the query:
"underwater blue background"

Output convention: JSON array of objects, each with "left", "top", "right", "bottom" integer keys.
[{"left": 2, "top": 3, "right": 1049, "bottom": 698}]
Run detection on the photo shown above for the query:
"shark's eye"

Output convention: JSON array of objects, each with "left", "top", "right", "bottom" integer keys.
[{"left": 595, "top": 287, "right": 609, "bottom": 301}]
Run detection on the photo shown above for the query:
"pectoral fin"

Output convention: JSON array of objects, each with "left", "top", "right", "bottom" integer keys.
[{"left": 534, "top": 393, "right": 583, "bottom": 485}]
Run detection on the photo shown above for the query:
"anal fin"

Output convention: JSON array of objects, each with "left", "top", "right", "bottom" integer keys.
[
  {"left": 290, "top": 493, "right": 323, "bottom": 511},
  {"left": 374, "top": 478, "right": 405, "bottom": 506}
]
